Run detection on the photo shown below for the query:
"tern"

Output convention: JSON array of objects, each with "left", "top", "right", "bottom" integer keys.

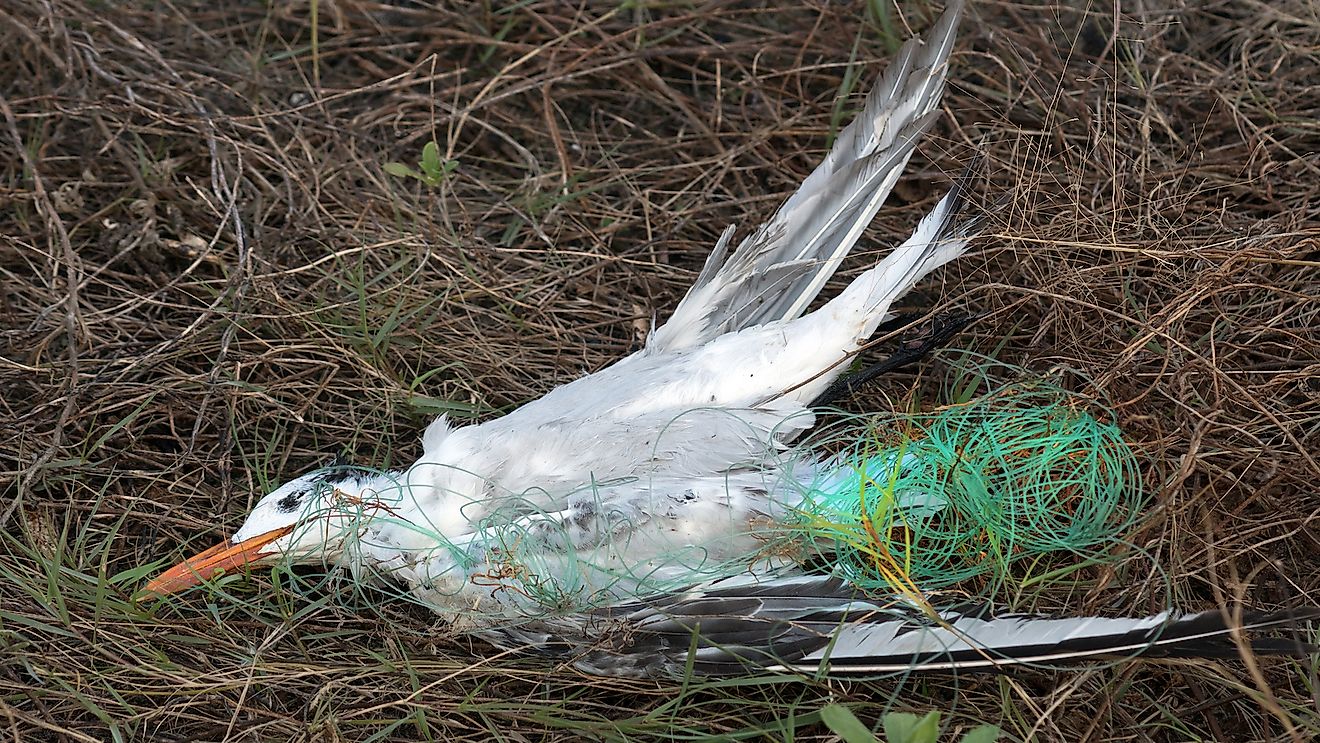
[{"left": 143, "top": 1, "right": 1316, "bottom": 678}]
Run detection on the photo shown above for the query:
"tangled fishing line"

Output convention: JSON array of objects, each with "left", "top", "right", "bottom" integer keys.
[{"left": 789, "top": 362, "right": 1144, "bottom": 598}]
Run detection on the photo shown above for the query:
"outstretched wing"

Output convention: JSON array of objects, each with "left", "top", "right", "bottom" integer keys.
[{"left": 645, "top": 0, "right": 966, "bottom": 355}]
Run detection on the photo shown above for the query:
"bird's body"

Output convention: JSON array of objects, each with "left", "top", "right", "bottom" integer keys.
[
  {"left": 145, "top": 0, "right": 1317, "bottom": 677},
  {"left": 218, "top": 0, "right": 973, "bottom": 623}
]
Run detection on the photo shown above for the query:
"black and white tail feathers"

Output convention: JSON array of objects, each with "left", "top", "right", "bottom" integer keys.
[
  {"left": 645, "top": 0, "right": 967, "bottom": 356},
  {"left": 481, "top": 575, "right": 1319, "bottom": 679}
]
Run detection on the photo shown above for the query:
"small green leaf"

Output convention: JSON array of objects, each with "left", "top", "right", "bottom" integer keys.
[
  {"left": 909, "top": 712, "right": 940, "bottom": 743},
  {"left": 959, "top": 725, "right": 1001, "bottom": 743},
  {"left": 820, "top": 704, "right": 878, "bottom": 743},
  {"left": 882, "top": 711, "right": 940, "bottom": 743},
  {"left": 420, "top": 141, "right": 441, "bottom": 175},
  {"left": 384, "top": 162, "right": 419, "bottom": 179},
  {"left": 882, "top": 713, "right": 919, "bottom": 743}
]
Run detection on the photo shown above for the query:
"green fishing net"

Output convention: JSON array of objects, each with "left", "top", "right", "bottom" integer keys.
[{"left": 789, "top": 359, "right": 1144, "bottom": 595}]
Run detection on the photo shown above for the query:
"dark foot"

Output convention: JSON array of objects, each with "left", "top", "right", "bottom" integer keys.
[{"left": 808, "top": 312, "right": 981, "bottom": 408}]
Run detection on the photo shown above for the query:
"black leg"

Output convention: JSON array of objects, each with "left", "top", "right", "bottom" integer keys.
[{"left": 808, "top": 313, "right": 981, "bottom": 408}]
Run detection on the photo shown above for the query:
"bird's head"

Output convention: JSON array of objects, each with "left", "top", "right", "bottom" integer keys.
[{"left": 143, "top": 457, "right": 396, "bottom": 596}]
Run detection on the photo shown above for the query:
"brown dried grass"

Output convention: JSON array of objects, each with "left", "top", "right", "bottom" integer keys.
[{"left": 1, "top": 1, "right": 1317, "bottom": 741}]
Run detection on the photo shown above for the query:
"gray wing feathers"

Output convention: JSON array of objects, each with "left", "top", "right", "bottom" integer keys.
[
  {"left": 646, "top": 0, "right": 966, "bottom": 355},
  {"left": 791, "top": 605, "right": 1319, "bottom": 674},
  {"left": 820, "top": 153, "right": 981, "bottom": 340},
  {"left": 478, "top": 574, "right": 1318, "bottom": 677}
]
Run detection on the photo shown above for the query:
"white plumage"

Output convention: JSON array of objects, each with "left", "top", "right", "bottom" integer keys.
[{"left": 144, "top": 0, "right": 1316, "bottom": 678}]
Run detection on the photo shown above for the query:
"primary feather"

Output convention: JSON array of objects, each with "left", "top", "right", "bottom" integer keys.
[
  {"left": 483, "top": 574, "right": 1318, "bottom": 678},
  {"left": 647, "top": 0, "right": 964, "bottom": 354}
]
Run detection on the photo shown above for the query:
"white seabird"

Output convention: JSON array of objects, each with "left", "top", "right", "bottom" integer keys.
[{"left": 143, "top": 0, "right": 1316, "bottom": 678}]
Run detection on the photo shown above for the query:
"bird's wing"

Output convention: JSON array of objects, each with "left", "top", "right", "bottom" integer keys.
[
  {"left": 644, "top": 0, "right": 965, "bottom": 355},
  {"left": 479, "top": 574, "right": 1320, "bottom": 678},
  {"left": 497, "top": 174, "right": 979, "bottom": 425},
  {"left": 453, "top": 398, "right": 816, "bottom": 493}
]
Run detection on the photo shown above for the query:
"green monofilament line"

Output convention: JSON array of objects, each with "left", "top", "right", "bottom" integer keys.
[{"left": 793, "top": 377, "right": 1143, "bottom": 594}]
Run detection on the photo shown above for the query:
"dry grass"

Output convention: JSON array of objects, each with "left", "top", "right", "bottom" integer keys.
[{"left": 2, "top": 0, "right": 1318, "bottom": 740}]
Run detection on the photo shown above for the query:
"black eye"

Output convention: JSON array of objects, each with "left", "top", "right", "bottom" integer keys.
[{"left": 276, "top": 491, "right": 304, "bottom": 513}]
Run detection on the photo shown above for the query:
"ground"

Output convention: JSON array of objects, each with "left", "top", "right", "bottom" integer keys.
[{"left": 1, "top": 1, "right": 1318, "bottom": 741}]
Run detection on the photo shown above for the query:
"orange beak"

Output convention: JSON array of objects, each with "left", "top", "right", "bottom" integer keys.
[{"left": 142, "top": 525, "right": 294, "bottom": 596}]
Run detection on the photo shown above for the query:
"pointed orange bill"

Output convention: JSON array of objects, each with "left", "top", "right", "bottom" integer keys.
[{"left": 142, "top": 525, "right": 294, "bottom": 596}]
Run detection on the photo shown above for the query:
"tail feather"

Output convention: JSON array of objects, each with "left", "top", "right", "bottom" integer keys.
[
  {"left": 480, "top": 574, "right": 1319, "bottom": 678},
  {"left": 646, "top": 0, "right": 966, "bottom": 356}
]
